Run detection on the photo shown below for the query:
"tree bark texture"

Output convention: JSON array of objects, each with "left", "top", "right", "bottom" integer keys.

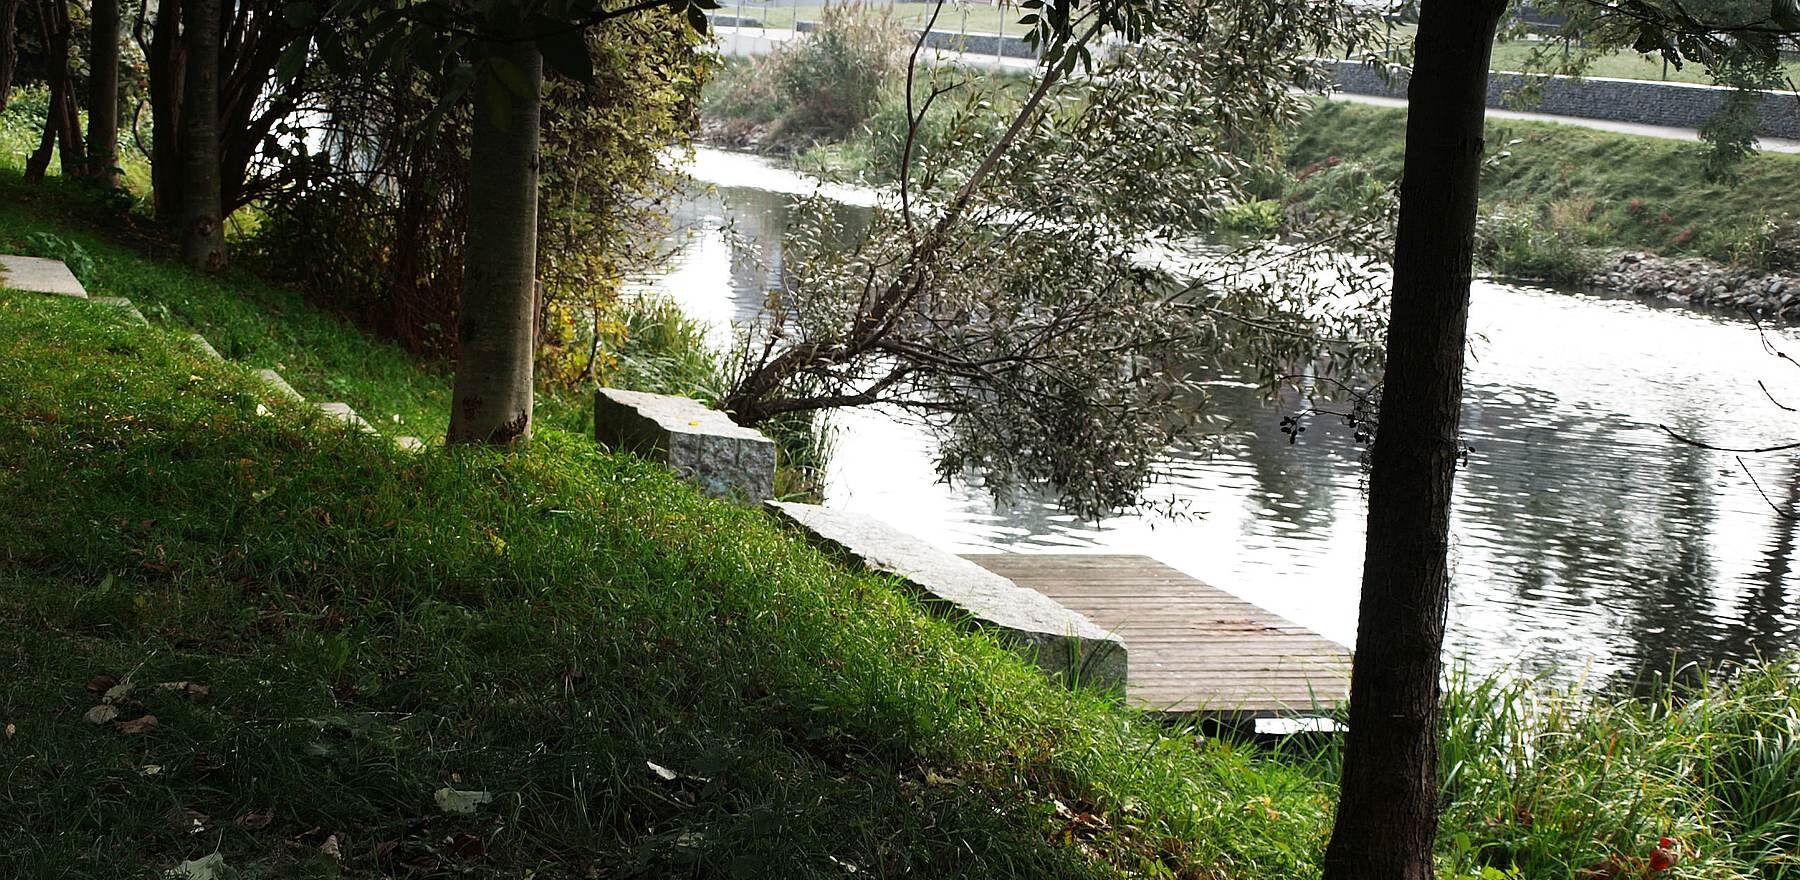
[
  {"left": 87, "top": 0, "right": 122, "bottom": 186},
  {"left": 446, "top": 34, "right": 543, "bottom": 446},
  {"left": 149, "top": 0, "right": 185, "bottom": 224},
  {"left": 0, "top": 0, "right": 22, "bottom": 113},
  {"left": 1319, "top": 3, "right": 1508, "bottom": 880},
  {"left": 23, "top": 0, "right": 85, "bottom": 182},
  {"left": 179, "top": 0, "right": 225, "bottom": 270}
]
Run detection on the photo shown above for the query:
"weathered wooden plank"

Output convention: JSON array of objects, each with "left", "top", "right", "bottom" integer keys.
[{"left": 962, "top": 553, "right": 1350, "bottom": 716}]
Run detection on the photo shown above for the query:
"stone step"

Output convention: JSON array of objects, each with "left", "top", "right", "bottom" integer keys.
[
  {"left": 0, "top": 254, "right": 87, "bottom": 298},
  {"left": 253, "top": 369, "right": 304, "bottom": 403},
  {"left": 92, "top": 296, "right": 148, "bottom": 326},
  {"left": 594, "top": 388, "right": 775, "bottom": 501},
  {"left": 766, "top": 501, "right": 1128, "bottom": 691},
  {"left": 188, "top": 334, "right": 224, "bottom": 362},
  {"left": 315, "top": 402, "right": 377, "bottom": 434}
]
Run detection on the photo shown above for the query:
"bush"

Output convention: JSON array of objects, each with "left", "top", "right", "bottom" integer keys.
[
  {"left": 705, "top": 3, "right": 905, "bottom": 149},
  {"left": 1475, "top": 205, "right": 1599, "bottom": 284}
]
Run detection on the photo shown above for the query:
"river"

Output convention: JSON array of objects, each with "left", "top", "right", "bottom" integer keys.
[{"left": 627, "top": 147, "right": 1800, "bottom": 692}]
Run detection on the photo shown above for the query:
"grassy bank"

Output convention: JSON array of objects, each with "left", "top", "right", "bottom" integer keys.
[
  {"left": 6, "top": 204, "right": 1800, "bottom": 877},
  {"left": 10, "top": 247, "right": 1800, "bottom": 878},
  {"left": 1286, "top": 100, "right": 1800, "bottom": 278}
]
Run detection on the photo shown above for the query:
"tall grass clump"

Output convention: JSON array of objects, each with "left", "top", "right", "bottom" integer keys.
[{"left": 1432, "top": 662, "right": 1800, "bottom": 879}]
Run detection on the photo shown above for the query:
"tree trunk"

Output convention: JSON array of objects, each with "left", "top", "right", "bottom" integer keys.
[
  {"left": 179, "top": 0, "right": 225, "bottom": 270},
  {"left": 0, "top": 0, "right": 22, "bottom": 113},
  {"left": 1319, "top": 3, "right": 1507, "bottom": 879},
  {"left": 149, "top": 0, "right": 186, "bottom": 224},
  {"left": 23, "top": 0, "right": 83, "bottom": 182},
  {"left": 446, "top": 34, "right": 543, "bottom": 446},
  {"left": 87, "top": 0, "right": 122, "bottom": 186}
]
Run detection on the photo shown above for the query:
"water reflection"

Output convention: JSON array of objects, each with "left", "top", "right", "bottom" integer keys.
[{"left": 627, "top": 148, "right": 1800, "bottom": 688}]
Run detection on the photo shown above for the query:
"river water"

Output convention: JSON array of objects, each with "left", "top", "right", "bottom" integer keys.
[{"left": 629, "top": 148, "right": 1800, "bottom": 691}]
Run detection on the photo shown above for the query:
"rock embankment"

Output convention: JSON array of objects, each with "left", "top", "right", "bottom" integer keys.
[{"left": 1591, "top": 251, "right": 1800, "bottom": 320}]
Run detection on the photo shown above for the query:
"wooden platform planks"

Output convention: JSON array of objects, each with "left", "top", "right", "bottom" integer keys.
[{"left": 962, "top": 553, "right": 1349, "bottom": 717}]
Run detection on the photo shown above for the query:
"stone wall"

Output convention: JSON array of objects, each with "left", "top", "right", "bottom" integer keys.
[{"left": 1326, "top": 59, "right": 1800, "bottom": 139}]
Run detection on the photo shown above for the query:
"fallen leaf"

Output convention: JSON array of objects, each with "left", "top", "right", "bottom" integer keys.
[
  {"left": 86, "top": 674, "right": 119, "bottom": 694},
  {"left": 447, "top": 832, "right": 485, "bottom": 859},
  {"left": 142, "top": 765, "right": 163, "bottom": 776},
  {"left": 234, "top": 808, "right": 274, "bottom": 830},
  {"left": 114, "top": 714, "right": 159, "bottom": 734},
  {"left": 83, "top": 705, "right": 120, "bottom": 725},
  {"left": 432, "top": 787, "right": 493, "bottom": 814},
  {"left": 5, "top": 723, "right": 15, "bottom": 738},
  {"left": 646, "top": 761, "right": 678, "bottom": 782},
  {"left": 166, "top": 853, "right": 229, "bottom": 880},
  {"left": 102, "top": 681, "right": 135, "bottom": 704},
  {"left": 157, "top": 682, "right": 211, "bottom": 699},
  {"left": 319, "top": 834, "right": 342, "bottom": 861}
]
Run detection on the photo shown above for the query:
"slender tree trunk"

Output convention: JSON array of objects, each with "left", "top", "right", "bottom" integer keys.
[
  {"left": 0, "top": 0, "right": 22, "bottom": 113},
  {"left": 1319, "top": 3, "right": 1507, "bottom": 879},
  {"left": 87, "top": 0, "right": 122, "bottom": 186},
  {"left": 447, "top": 33, "right": 543, "bottom": 446},
  {"left": 24, "top": 0, "right": 82, "bottom": 182},
  {"left": 179, "top": 0, "right": 224, "bottom": 269},
  {"left": 149, "top": 0, "right": 186, "bottom": 224}
]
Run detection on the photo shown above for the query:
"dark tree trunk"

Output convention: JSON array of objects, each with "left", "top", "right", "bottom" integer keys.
[
  {"left": 0, "top": 0, "right": 22, "bottom": 112},
  {"left": 448, "top": 33, "right": 543, "bottom": 446},
  {"left": 179, "top": 0, "right": 225, "bottom": 270},
  {"left": 23, "top": 0, "right": 84, "bottom": 182},
  {"left": 87, "top": 0, "right": 122, "bottom": 186},
  {"left": 149, "top": 0, "right": 185, "bottom": 224},
  {"left": 1319, "top": 2, "right": 1508, "bottom": 879}
]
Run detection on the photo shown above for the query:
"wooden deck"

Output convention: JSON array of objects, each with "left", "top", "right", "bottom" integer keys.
[{"left": 962, "top": 554, "right": 1350, "bottom": 717}]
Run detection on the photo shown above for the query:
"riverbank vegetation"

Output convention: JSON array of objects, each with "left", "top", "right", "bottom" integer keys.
[
  {"left": 4, "top": 274, "right": 1800, "bottom": 877},
  {"left": 1286, "top": 100, "right": 1800, "bottom": 282}
]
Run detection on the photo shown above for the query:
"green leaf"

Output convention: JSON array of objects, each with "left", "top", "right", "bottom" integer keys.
[
  {"left": 283, "top": 1, "right": 316, "bottom": 27},
  {"left": 537, "top": 29, "right": 594, "bottom": 84}
]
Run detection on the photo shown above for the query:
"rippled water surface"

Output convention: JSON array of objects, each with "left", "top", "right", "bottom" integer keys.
[{"left": 629, "top": 148, "right": 1800, "bottom": 690}]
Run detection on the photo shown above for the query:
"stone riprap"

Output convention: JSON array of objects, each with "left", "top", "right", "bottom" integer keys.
[
  {"left": 1591, "top": 251, "right": 1800, "bottom": 318},
  {"left": 594, "top": 388, "right": 776, "bottom": 501},
  {"left": 92, "top": 296, "right": 149, "bottom": 325},
  {"left": 1327, "top": 59, "right": 1800, "bottom": 139},
  {"left": 0, "top": 255, "right": 87, "bottom": 298},
  {"left": 766, "top": 501, "right": 1128, "bottom": 691}
]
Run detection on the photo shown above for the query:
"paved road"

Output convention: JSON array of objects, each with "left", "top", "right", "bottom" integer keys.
[{"left": 712, "top": 25, "right": 1800, "bottom": 153}]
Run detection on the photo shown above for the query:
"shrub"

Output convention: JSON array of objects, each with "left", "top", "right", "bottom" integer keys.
[
  {"left": 704, "top": 2, "right": 905, "bottom": 149},
  {"left": 1475, "top": 207, "right": 1599, "bottom": 283},
  {"left": 1214, "top": 199, "right": 1284, "bottom": 236},
  {"left": 21, "top": 231, "right": 97, "bottom": 285}
]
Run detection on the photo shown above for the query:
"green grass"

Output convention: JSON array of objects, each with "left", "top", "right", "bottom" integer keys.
[
  {"left": 6, "top": 82, "right": 1800, "bottom": 877},
  {"left": 6, "top": 251, "right": 1800, "bottom": 879},
  {"left": 1287, "top": 100, "right": 1800, "bottom": 266},
  {"left": 0, "top": 289, "right": 1349, "bottom": 878},
  {"left": 1375, "top": 23, "right": 1800, "bottom": 86}
]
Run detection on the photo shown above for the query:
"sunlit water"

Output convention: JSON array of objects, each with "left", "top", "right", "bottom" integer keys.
[{"left": 627, "top": 148, "right": 1800, "bottom": 691}]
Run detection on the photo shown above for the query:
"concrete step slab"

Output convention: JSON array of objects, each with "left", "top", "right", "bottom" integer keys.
[
  {"left": 92, "top": 296, "right": 148, "bottom": 325},
  {"left": 188, "top": 334, "right": 224, "bottom": 362},
  {"left": 253, "top": 369, "right": 304, "bottom": 403},
  {"left": 315, "top": 402, "right": 377, "bottom": 434},
  {"left": 767, "top": 501, "right": 1128, "bottom": 691},
  {"left": 595, "top": 388, "right": 775, "bottom": 501},
  {"left": 0, "top": 254, "right": 87, "bottom": 298}
]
